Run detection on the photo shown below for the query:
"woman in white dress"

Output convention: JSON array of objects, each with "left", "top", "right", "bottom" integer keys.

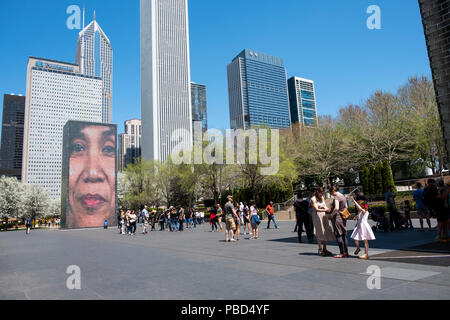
[
  {"left": 311, "top": 188, "right": 335, "bottom": 257},
  {"left": 350, "top": 197, "right": 376, "bottom": 260}
]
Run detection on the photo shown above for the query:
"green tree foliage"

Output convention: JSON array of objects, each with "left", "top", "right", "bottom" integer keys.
[
  {"left": 360, "top": 166, "right": 370, "bottom": 195},
  {"left": 375, "top": 162, "right": 384, "bottom": 195},
  {"left": 369, "top": 165, "right": 376, "bottom": 196},
  {"left": 382, "top": 160, "right": 396, "bottom": 193}
]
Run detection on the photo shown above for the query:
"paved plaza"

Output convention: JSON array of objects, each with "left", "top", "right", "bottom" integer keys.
[{"left": 1, "top": 220, "right": 449, "bottom": 300}]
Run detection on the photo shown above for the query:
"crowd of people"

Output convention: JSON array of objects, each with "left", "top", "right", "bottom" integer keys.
[
  {"left": 115, "top": 178, "right": 450, "bottom": 260},
  {"left": 117, "top": 196, "right": 279, "bottom": 242}
]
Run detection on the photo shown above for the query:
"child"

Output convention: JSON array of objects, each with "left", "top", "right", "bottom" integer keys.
[
  {"left": 350, "top": 197, "right": 376, "bottom": 260},
  {"left": 403, "top": 200, "right": 413, "bottom": 229}
]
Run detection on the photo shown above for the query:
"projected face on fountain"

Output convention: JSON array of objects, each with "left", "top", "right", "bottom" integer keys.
[{"left": 67, "top": 123, "right": 116, "bottom": 229}]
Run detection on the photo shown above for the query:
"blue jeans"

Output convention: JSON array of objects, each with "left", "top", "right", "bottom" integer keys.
[
  {"left": 267, "top": 215, "right": 278, "bottom": 229},
  {"left": 171, "top": 219, "right": 179, "bottom": 231},
  {"left": 193, "top": 218, "right": 198, "bottom": 228}
]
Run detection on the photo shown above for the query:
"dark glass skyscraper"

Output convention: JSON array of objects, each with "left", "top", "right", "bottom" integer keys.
[
  {"left": 191, "top": 82, "right": 208, "bottom": 132},
  {"left": 288, "top": 76, "right": 318, "bottom": 127},
  {"left": 227, "top": 49, "right": 291, "bottom": 130},
  {"left": 0, "top": 94, "right": 25, "bottom": 180},
  {"left": 419, "top": 0, "right": 450, "bottom": 164}
]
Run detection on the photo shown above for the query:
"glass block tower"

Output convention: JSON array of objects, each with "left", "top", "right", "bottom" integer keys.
[
  {"left": 227, "top": 49, "right": 291, "bottom": 130},
  {"left": 140, "top": 0, "right": 193, "bottom": 162},
  {"left": 288, "top": 76, "right": 318, "bottom": 127},
  {"left": 76, "top": 13, "right": 113, "bottom": 123}
]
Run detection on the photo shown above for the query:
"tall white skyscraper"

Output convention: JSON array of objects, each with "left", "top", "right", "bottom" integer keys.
[
  {"left": 140, "top": 0, "right": 193, "bottom": 162},
  {"left": 76, "top": 12, "right": 113, "bottom": 123},
  {"left": 22, "top": 57, "right": 103, "bottom": 199}
]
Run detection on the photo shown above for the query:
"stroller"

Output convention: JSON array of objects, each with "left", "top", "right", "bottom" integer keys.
[{"left": 370, "top": 207, "right": 389, "bottom": 232}]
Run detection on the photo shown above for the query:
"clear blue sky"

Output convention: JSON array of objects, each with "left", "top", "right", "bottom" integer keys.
[{"left": 0, "top": 0, "right": 431, "bottom": 136}]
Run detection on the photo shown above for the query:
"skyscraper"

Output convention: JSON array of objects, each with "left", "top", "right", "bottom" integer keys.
[
  {"left": 227, "top": 49, "right": 291, "bottom": 130},
  {"left": 22, "top": 57, "right": 103, "bottom": 199},
  {"left": 0, "top": 94, "right": 25, "bottom": 180},
  {"left": 419, "top": 0, "right": 450, "bottom": 164},
  {"left": 288, "top": 76, "right": 318, "bottom": 127},
  {"left": 76, "top": 12, "right": 113, "bottom": 123},
  {"left": 191, "top": 82, "right": 208, "bottom": 133},
  {"left": 140, "top": 0, "right": 192, "bottom": 162},
  {"left": 119, "top": 119, "right": 142, "bottom": 172}
]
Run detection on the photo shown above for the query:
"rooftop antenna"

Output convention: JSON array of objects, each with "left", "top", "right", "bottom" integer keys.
[
  {"left": 82, "top": 5, "right": 85, "bottom": 29},
  {"left": 93, "top": 9, "right": 96, "bottom": 22}
]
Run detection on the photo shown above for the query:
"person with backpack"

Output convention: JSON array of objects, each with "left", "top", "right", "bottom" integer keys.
[
  {"left": 242, "top": 203, "right": 251, "bottom": 235},
  {"left": 293, "top": 194, "right": 314, "bottom": 243},
  {"left": 249, "top": 200, "right": 261, "bottom": 240}
]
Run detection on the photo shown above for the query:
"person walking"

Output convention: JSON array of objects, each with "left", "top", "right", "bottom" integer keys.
[
  {"left": 216, "top": 204, "right": 224, "bottom": 232},
  {"left": 141, "top": 205, "right": 150, "bottom": 234},
  {"left": 25, "top": 218, "right": 32, "bottom": 235},
  {"left": 311, "top": 188, "right": 334, "bottom": 257},
  {"left": 293, "top": 194, "right": 314, "bottom": 243},
  {"left": 158, "top": 211, "right": 165, "bottom": 231},
  {"left": 385, "top": 186, "right": 400, "bottom": 231},
  {"left": 233, "top": 202, "right": 242, "bottom": 241},
  {"left": 179, "top": 207, "right": 185, "bottom": 232},
  {"left": 266, "top": 201, "right": 278, "bottom": 229},
  {"left": 210, "top": 207, "right": 218, "bottom": 232},
  {"left": 128, "top": 210, "right": 137, "bottom": 235},
  {"left": 249, "top": 200, "right": 261, "bottom": 240},
  {"left": 165, "top": 208, "right": 172, "bottom": 232},
  {"left": 171, "top": 207, "right": 179, "bottom": 232},
  {"left": 142, "top": 206, "right": 150, "bottom": 234},
  {"left": 242, "top": 203, "right": 251, "bottom": 235},
  {"left": 224, "top": 196, "right": 236, "bottom": 242},
  {"left": 436, "top": 180, "right": 449, "bottom": 242},
  {"left": 350, "top": 197, "right": 376, "bottom": 259},
  {"left": 200, "top": 211, "right": 205, "bottom": 224},
  {"left": 413, "top": 182, "right": 432, "bottom": 232},
  {"left": 329, "top": 187, "right": 350, "bottom": 258}
]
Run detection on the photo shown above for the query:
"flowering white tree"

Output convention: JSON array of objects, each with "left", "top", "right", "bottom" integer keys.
[
  {"left": 0, "top": 176, "right": 25, "bottom": 230},
  {"left": 23, "top": 184, "right": 50, "bottom": 226}
]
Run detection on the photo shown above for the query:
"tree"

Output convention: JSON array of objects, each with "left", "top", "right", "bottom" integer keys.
[
  {"left": 360, "top": 165, "right": 370, "bottom": 195},
  {"left": 0, "top": 176, "right": 25, "bottom": 230},
  {"left": 375, "top": 162, "right": 384, "bottom": 195},
  {"left": 382, "top": 160, "right": 396, "bottom": 193},
  {"left": 398, "top": 76, "right": 446, "bottom": 176},
  {"left": 369, "top": 165, "right": 376, "bottom": 195},
  {"left": 23, "top": 184, "right": 50, "bottom": 226},
  {"left": 364, "top": 91, "right": 416, "bottom": 165},
  {"left": 122, "top": 159, "right": 162, "bottom": 210}
]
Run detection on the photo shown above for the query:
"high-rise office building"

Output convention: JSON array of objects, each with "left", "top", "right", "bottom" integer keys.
[
  {"left": 191, "top": 82, "right": 208, "bottom": 133},
  {"left": 119, "top": 119, "right": 142, "bottom": 172},
  {"left": 419, "top": 0, "right": 450, "bottom": 164},
  {"left": 22, "top": 57, "right": 103, "bottom": 199},
  {"left": 288, "top": 76, "right": 318, "bottom": 127},
  {"left": 76, "top": 13, "right": 113, "bottom": 123},
  {"left": 0, "top": 94, "right": 25, "bottom": 180},
  {"left": 227, "top": 49, "right": 291, "bottom": 130},
  {"left": 140, "top": 0, "right": 192, "bottom": 162}
]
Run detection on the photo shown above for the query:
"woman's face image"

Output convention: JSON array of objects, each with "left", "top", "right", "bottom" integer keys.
[{"left": 68, "top": 125, "right": 116, "bottom": 228}]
